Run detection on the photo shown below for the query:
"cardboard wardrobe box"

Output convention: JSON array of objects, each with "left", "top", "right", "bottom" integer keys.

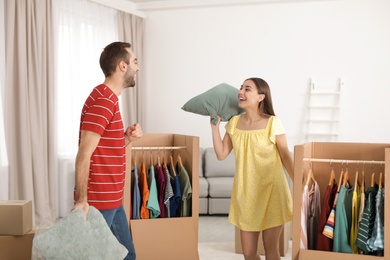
[
  {"left": 0, "top": 200, "right": 33, "bottom": 235},
  {"left": 123, "top": 133, "right": 200, "bottom": 260},
  {"left": 0, "top": 229, "right": 35, "bottom": 260},
  {"left": 292, "top": 142, "right": 390, "bottom": 260},
  {"left": 235, "top": 222, "right": 290, "bottom": 256}
]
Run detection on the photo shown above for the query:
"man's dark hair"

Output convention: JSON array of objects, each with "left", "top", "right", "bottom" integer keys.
[{"left": 100, "top": 42, "right": 131, "bottom": 77}]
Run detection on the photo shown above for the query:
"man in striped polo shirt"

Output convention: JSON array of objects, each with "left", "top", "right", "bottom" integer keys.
[{"left": 73, "top": 41, "right": 143, "bottom": 260}]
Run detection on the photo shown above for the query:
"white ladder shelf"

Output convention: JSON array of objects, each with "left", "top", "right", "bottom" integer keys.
[{"left": 305, "top": 78, "right": 343, "bottom": 142}]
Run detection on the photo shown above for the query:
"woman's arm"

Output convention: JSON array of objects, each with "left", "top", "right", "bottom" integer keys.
[
  {"left": 210, "top": 116, "right": 233, "bottom": 160},
  {"left": 276, "top": 134, "right": 294, "bottom": 181}
]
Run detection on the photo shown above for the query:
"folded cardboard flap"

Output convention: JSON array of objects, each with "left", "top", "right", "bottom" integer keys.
[{"left": 0, "top": 200, "right": 33, "bottom": 235}]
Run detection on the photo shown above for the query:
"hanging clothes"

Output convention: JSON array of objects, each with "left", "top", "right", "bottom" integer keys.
[
  {"left": 333, "top": 185, "right": 354, "bottom": 253},
  {"left": 132, "top": 165, "right": 141, "bottom": 219},
  {"left": 323, "top": 168, "right": 344, "bottom": 239},
  {"left": 316, "top": 183, "right": 337, "bottom": 251},
  {"left": 355, "top": 184, "right": 379, "bottom": 254},
  {"left": 169, "top": 162, "right": 181, "bottom": 217},
  {"left": 154, "top": 164, "right": 166, "bottom": 218},
  {"left": 147, "top": 165, "right": 160, "bottom": 218},
  {"left": 358, "top": 182, "right": 366, "bottom": 223},
  {"left": 367, "top": 187, "right": 385, "bottom": 255},
  {"left": 300, "top": 185, "right": 309, "bottom": 249},
  {"left": 350, "top": 182, "right": 362, "bottom": 253},
  {"left": 163, "top": 162, "right": 174, "bottom": 218},
  {"left": 139, "top": 161, "right": 150, "bottom": 219},
  {"left": 176, "top": 162, "right": 192, "bottom": 217},
  {"left": 307, "top": 181, "right": 321, "bottom": 250}
]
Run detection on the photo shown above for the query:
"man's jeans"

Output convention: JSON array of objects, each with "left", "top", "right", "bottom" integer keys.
[{"left": 100, "top": 205, "right": 136, "bottom": 260}]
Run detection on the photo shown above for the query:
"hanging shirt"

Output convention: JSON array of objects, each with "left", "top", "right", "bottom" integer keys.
[
  {"left": 355, "top": 184, "right": 378, "bottom": 254},
  {"left": 132, "top": 166, "right": 141, "bottom": 219},
  {"left": 154, "top": 164, "right": 166, "bottom": 218},
  {"left": 367, "top": 187, "right": 385, "bottom": 254},
  {"left": 307, "top": 181, "right": 321, "bottom": 250},
  {"left": 139, "top": 162, "right": 150, "bottom": 219},
  {"left": 300, "top": 185, "right": 309, "bottom": 249},
  {"left": 176, "top": 162, "right": 192, "bottom": 217},
  {"left": 170, "top": 174, "right": 181, "bottom": 217},
  {"left": 350, "top": 184, "right": 361, "bottom": 253},
  {"left": 317, "top": 183, "right": 337, "bottom": 251},
  {"left": 147, "top": 165, "right": 160, "bottom": 218},
  {"left": 333, "top": 185, "right": 354, "bottom": 253},
  {"left": 163, "top": 163, "right": 174, "bottom": 218},
  {"left": 322, "top": 190, "right": 339, "bottom": 239}
]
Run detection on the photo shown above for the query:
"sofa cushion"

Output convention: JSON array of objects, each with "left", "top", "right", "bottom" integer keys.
[
  {"left": 207, "top": 177, "right": 233, "bottom": 197},
  {"left": 181, "top": 83, "right": 244, "bottom": 125},
  {"left": 199, "top": 176, "right": 209, "bottom": 198},
  {"left": 199, "top": 198, "right": 208, "bottom": 215},
  {"left": 208, "top": 198, "right": 231, "bottom": 215},
  {"left": 204, "top": 148, "right": 235, "bottom": 178}
]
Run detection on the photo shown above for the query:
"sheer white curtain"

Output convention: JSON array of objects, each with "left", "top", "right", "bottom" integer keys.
[
  {"left": 54, "top": 0, "right": 118, "bottom": 216},
  {"left": 0, "top": 0, "right": 9, "bottom": 200}
]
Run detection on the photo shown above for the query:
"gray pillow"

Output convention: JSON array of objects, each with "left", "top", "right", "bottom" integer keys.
[
  {"left": 181, "top": 83, "right": 244, "bottom": 125},
  {"left": 33, "top": 206, "right": 128, "bottom": 260}
]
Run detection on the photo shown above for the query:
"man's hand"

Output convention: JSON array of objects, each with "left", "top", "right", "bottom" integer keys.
[
  {"left": 125, "top": 123, "right": 143, "bottom": 144},
  {"left": 72, "top": 201, "right": 90, "bottom": 220}
]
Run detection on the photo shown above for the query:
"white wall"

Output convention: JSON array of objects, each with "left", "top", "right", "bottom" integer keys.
[{"left": 140, "top": 0, "right": 390, "bottom": 149}]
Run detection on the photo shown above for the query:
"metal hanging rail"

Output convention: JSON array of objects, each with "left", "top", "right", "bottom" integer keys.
[{"left": 303, "top": 158, "right": 385, "bottom": 165}]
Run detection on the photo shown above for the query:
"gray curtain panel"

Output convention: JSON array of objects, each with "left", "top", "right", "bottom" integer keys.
[
  {"left": 117, "top": 11, "right": 145, "bottom": 128},
  {"left": 4, "top": 0, "right": 57, "bottom": 225}
]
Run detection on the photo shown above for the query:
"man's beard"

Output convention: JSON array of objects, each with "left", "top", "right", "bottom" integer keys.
[{"left": 124, "top": 72, "right": 136, "bottom": 88}]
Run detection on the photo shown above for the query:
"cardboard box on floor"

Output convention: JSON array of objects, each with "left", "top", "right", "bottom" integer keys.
[
  {"left": 292, "top": 142, "right": 390, "bottom": 260},
  {"left": 0, "top": 229, "right": 35, "bottom": 260},
  {"left": 235, "top": 222, "right": 290, "bottom": 256},
  {"left": 123, "top": 133, "right": 200, "bottom": 260},
  {"left": 0, "top": 200, "right": 33, "bottom": 235}
]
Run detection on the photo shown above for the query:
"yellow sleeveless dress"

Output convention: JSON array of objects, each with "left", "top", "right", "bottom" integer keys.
[{"left": 226, "top": 115, "right": 293, "bottom": 231}]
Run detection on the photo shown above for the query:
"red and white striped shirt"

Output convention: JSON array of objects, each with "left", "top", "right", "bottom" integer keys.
[{"left": 77, "top": 84, "right": 126, "bottom": 210}]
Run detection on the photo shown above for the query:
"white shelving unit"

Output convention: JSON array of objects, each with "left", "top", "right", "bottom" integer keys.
[{"left": 305, "top": 78, "right": 343, "bottom": 142}]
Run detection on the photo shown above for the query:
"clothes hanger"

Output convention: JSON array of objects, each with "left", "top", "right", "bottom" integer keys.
[
  {"left": 328, "top": 160, "right": 336, "bottom": 186},
  {"left": 157, "top": 148, "right": 161, "bottom": 167},
  {"left": 133, "top": 149, "right": 137, "bottom": 169},
  {"left": 170, "top": 149, "right": 177, "bottom": 177},
  {"left": 142, "top": 147, "right": 145, "bottom": 165},
  {"left": 162, "top": 148, "right": 167, "bottom": 166},
  {"left": 177, "top": 150, "right": 183, "bottom": 168},
  {"left": 150, "top": 148, "right": 153, "bottom": 167},
  {"left": 343, "top": 161, "right": 350, "bottom": 187},
  {"left": 305, "top": 160, "right": 315, "bottom": 187},
  {"left": 354, "top": 162, "right": 359, "bottom": 192},
  {"left": 379, "top": 164, "right": 383, "bottom": 190},
  {"left": 370, "top": 162, "right": 376, "bottom": 188},
  {"left": 361, "top": 161, "right": 365, "bottom": 192},
  {"left": 337, "top": 162, "right": 345, "bottom": 192}
]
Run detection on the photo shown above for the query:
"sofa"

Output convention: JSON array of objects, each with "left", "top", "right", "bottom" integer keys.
[
  {"left": 198, "top": 147, "right": 293, "bottom": 215},
  {"left": 198, "top": 147, "right": 235, "bottom": 215}
]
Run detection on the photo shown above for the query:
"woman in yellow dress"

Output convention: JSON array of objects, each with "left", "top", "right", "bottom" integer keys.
[{"left": 210, "top": 77, "right": 294, "bottom": 260}]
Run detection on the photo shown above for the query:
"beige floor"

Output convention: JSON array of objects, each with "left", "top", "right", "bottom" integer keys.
[{"left": 198, "top": 216, "right": 292, "bottom": 260}]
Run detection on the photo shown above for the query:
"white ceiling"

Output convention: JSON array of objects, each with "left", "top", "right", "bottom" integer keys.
[
  {"left": 92, "top": 0, "right": 339, "bottom": 18},
  {"left": 129, "top": 0, "right": 338, "bottom": 11}
]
